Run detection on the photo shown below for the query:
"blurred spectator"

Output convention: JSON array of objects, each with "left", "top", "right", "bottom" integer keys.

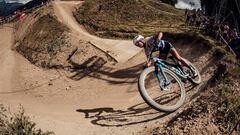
[
  {"left": 0, "top": 16, "right": 3, "bottom": 24},
  {"left": 185, "top": 9, "right": 188, "bottom": 16},
  {"left": 185, "top": 9, "right": 239, "bottom": 58},
  {"left": 222, "top": 23, "right": 230, "bottom": 41},
  {"left": 14, "top": 10, "right": 26, "bottom": 23},
  {"left": 233, "top": 28, "right": 240, "bottom": 39}
]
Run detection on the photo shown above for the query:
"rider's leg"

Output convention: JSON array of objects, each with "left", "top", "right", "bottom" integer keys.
[
  {"left": 170, "top": 48, "right": 197, "bottom": 76},
  {"left": 169, "top": 48, "right": 189, "bottom": 67}
]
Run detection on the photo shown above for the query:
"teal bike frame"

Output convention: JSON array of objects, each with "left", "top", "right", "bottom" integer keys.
[{"left": 152, "top": 57, "right": 189, "bottom": 88}]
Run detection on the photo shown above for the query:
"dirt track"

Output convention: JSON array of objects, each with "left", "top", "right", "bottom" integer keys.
[
  {"left": 0, "top": 26, "right": 167, "bottom": 135},
  {"left": 0, "top": 2, "right": 215, "bottom": 135},
  {"left": 53, "top": 0, "right": 142, "bottom": 63}
]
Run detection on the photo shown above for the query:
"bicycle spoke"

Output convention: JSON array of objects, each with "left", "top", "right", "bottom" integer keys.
[{"left": 144, "top": 70, "right": 182, "bottom": 107}]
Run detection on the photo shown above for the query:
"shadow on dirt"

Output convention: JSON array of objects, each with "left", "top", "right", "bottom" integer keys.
[
  {"left": 67, "top": 56, "right": 143, "bottom": 85},
  {"left": 75, "top": 84, "right": 201, "bottom": 127},
  {"left": 68, "top": 56, "right": 107, "bottom": 80},
  {"left": 76, "top": 102, "right": 171, "bottom": 127}
]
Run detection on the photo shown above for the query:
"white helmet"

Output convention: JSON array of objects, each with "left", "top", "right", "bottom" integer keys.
[{"left": 133, "top": 35, "right": 144, "bottom": 45}]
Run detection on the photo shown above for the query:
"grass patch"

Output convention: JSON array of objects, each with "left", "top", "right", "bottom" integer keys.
[
  {"left": 74, "top": 0, "right": 185, "bottom": 39},
  {"left": 0, "top": 105, "right": 53, "bottom": 135},
  {"left": 16, "top": 13, "right": 70, "bottom": 68}
]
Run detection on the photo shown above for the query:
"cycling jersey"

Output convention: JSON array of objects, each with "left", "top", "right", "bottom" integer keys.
[{"left": 144, "top": 36, "right": 174, "bottom": 61}]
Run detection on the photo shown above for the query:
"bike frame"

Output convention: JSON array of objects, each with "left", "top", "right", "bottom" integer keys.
[{"left": 153, "top": 57, "right": 189, "bottom": 84}]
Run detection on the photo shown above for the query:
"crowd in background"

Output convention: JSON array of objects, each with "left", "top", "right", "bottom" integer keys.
[
  {"left": 0, "top": 14, "right": 18, "bottom": 25},
  {"left": 0, "top": 1, "right": 49, "bottom": 25},
  {"left": 185, "top": 9, "right": 240, "bottom": 44}
]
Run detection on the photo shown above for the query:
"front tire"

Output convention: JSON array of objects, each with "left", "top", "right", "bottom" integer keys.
[{"left": 138, "top": 66, "right": 186, "bottom": 112}]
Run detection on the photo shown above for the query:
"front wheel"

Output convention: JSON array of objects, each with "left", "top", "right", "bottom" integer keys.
[{"left": 138, "top": 66, "right": 186, "bottom": 112}]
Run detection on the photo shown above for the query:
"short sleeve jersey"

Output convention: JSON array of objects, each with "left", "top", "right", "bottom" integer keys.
[{"left": 143, "top": 36, "right": 165, "bottom": 60}]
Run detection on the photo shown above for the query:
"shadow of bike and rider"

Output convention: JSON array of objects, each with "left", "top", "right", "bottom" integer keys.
[
  {"left": 75, "top": 82, "right": 208, "bottom": 127},
  {"left": 76, "top": 101, "right": 171, "bottom": 127},
  {"left": 67, "top": 55, "right": 143, "bottom": 86},
  {"left": 75, "top": 81, "right": 204, "bottom": 127}
]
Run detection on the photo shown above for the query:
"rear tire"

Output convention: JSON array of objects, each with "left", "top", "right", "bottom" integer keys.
[
  {"left": 188, "top": 61, "right": 202, "bottom": 85},
  {"left": 138, "top": 66, "right": 186, "bottom": 112}
]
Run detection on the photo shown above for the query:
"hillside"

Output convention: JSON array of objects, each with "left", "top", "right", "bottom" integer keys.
[
  {"left": 14, "top": 6, "right": 71, "bottom": 68},
  {"left": 14, "top": 3, "right": 118, "bottom": 70},
  {"left": 74, "top": 0, "right": 185, "bottom": 38}
]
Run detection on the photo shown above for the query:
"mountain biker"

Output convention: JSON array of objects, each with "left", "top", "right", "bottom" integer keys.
[{"left": 133, "top": 32, "right": 197, "bottom": 76}]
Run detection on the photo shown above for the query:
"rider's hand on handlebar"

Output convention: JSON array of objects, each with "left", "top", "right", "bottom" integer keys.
[
  {"left": 143, "top": 62, "right": 151, "bottom": 69},
  {"left": 143, "top": 61, "right": 152, "bottom": 69},
  {"left": 146, "top": 61, "right": 152, "bottom": 67}
]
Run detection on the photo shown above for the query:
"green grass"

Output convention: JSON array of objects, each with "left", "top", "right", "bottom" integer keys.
[
  {"left": 74, "top": 0, "right": 185, "bottom": 39},
  {"left": 0, "top": 105, "right": 53, "bottom": 135}
]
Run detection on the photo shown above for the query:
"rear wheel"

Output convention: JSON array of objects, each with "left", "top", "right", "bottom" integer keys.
[
  {"left": 138, "top": 66, "right": 186, "bottom": 112},
  {"left": 185, "top": 61, "right": 202, "bottom": 84}
]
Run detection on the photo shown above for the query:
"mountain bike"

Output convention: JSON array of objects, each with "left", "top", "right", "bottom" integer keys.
[{"left": 138, "top": 56, "right": 201, "bottom": 112}]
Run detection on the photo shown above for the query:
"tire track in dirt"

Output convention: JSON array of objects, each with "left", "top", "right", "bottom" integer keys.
[{"left": 0, "top": 26, "right": 16, "bottom": 92}]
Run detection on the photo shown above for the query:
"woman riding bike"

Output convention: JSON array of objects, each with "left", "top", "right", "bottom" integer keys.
[{"left": 133, "top": 32, "right": 197, "bottom": 77}]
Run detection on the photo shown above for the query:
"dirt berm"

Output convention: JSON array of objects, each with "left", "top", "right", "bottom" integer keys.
[{"left": 14, "top": 6, "right": 116, "bottom": 70}]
